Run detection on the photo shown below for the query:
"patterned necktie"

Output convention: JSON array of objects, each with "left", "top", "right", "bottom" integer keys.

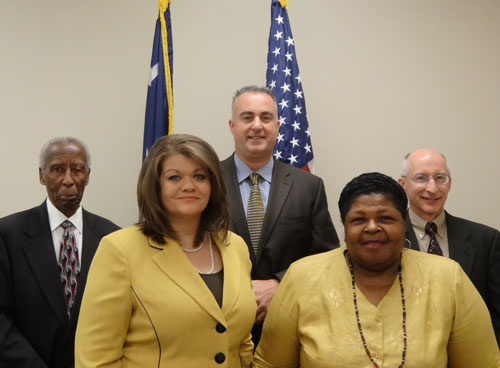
[
  {"left": 247, "top": 173, "right": 265, "bottom": 257},
  {"left": 425, "top": 222, "right": 443, "bottom": 256},
  {"left": 59, "top": 220, "right": 80, "bottom": 317}
]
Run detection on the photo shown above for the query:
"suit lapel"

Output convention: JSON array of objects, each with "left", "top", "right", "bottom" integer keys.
[
  {"left": 21, "top": 203, "right": 67, "bottom": 326},
  {"left": 446, "top": 212, "right": 475, "bottom": 275},
  {"left": 259, "top": 162, "right": 292, "bottom": 257},
  {"left": 405, "top": 217, "right": 420, "bottom": 251},
  {"left": 219, "top": 237, "right": 240, "bottom": 316},
  {"left": 151, "top": 237, "right": 225, "bottom": 323},
  {"left": 222, "top": 156, "right": 255, "bottom": 263}
]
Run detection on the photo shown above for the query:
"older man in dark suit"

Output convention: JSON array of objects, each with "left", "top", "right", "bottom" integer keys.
[
  {"left": 0, "top": 137, "right": 119, "bottom": 367},
  {"left": 398, "top": 148, "right": 500, "bottom": 346},
  {"left": 221, "top": 86, "right": 339, "bottom": 344}
]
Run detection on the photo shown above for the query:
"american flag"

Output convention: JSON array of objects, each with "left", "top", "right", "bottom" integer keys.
[
  {"left": 266, "top": 0, "right": 314, "bottom": 172},
  {"left": 143, "top": 0, "right": 173, "bottom": 160}
]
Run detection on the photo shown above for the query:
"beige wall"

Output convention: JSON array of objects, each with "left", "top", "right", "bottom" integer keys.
[{"left": 1, "top": 1, "right": 499, "bottom": 237}]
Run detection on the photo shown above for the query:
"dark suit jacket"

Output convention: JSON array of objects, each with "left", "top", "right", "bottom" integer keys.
[
  {"left": 0, "top": 201, "right": 120, "bottom": 368},
  {"left": 406, "top": 211, "right": 500, "bottom": 345},
  {"left": 221, "top": 155, "right": 339, "bottom": 280}
]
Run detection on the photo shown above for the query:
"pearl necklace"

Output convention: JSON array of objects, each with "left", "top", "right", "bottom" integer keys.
[
  {"left": 181, "top": 232, "right": 215, "bottom": 275},
  {"left": 347, "top": 254, "right": 407, "bottom": 368},
  {"left": 194, "top": 240, "right": 214, "bottom": 275},
  {"left": 181, "top": 231, "right": 208, "bottom": 253}
]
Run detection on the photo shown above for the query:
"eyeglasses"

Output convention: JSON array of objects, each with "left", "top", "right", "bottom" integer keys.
[{"left": 403, "top": 174, "right": 450, "bottom": 185}]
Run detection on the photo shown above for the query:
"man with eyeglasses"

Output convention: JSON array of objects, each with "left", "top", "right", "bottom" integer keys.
[{"left": 398, "top": 148, "right": 500, "bottom": 347}]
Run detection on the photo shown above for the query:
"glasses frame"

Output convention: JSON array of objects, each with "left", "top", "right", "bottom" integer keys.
[{"left": 402, "top": 174, "right": 450, "bottom": 186}]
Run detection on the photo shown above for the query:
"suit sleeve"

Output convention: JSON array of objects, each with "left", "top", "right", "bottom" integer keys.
[
  {"left": 0, "top": 234, "right": 48, "bottom": 368},
  {"left": 75, "top": 235, "right": 132, "bottom": 368},
  {"left": 447, "top": 263, "right": 500, "bottom": 368},
  {"left": 309, "top": 178, "right": 339, "bottom": 254},
  {"left": 488, "top": 229, "right": 500, "bottom": 346},
  {"left": 273, "top": 178, "right": 339, "bottom": 281}
]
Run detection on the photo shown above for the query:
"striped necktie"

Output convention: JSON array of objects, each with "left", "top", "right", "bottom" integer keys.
[
  {"left": 59, "top": 220, "right": 80, "bottom": 317},
  {"left": 425, "top": 221, "right": 443, "bottom": 256},
  {"left": 247, "top": 173, "right": 265, "bottom": 257}
]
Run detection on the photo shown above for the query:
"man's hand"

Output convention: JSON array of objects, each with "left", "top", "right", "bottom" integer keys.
[{"left": 252, "top": 279, "right": 279, "bottom": 323}]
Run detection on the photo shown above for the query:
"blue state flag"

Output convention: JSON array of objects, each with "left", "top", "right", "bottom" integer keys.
[
  {"left": 143, "top": 0, "right": 173, "bottom": 160},
  {"left": 266, "top": 0, "right": 314, "bottom": 172}
]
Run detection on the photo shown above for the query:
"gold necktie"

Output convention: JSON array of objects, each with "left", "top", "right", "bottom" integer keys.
[{"left": 247, "top": 173, "right": 265, "bottom": 257}]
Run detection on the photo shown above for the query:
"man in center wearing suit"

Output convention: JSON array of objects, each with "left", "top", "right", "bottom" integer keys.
[
  {"left": 221, "top": 85, "right": 339, "bottom": 344},
  {"left": 0, "top": 137, "right": 120, "bottom": 367},
  {"left": 398, "top": 148, "right": 500, "bottom": 346}
]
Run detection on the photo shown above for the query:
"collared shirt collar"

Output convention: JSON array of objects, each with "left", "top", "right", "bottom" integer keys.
[
  {"left": 409, "top": 209, "right": 446, "bottom": 240},
  {"left": 46, "top": 198, "right": 83, "bottom": 234},
  {"left": 234, "top": 153, "right": 274, "bottom": 184}
]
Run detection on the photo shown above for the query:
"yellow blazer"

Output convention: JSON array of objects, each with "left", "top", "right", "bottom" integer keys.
[{"left": 75, "top": 226, "right": 256, "bottom": 368}]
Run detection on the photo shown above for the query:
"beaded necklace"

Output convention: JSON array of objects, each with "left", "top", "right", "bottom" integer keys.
[{"left": 347, "top": 254, "right": 407, "bottom": 368}]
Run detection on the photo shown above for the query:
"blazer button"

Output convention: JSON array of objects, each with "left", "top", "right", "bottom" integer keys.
[
  {"left": 215, "top": 322, "right": 226, "bottom": 333},
  {"left": 214, "top": 352, "right": 226, "bottom": 364}
]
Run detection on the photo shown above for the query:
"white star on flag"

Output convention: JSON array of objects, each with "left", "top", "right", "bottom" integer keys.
[
  {"left": 293, "top": 105, "right": 302, "bottom": 115},
  {"left": 288, "top": 154, "right": 298, "bottom": 164},
  {"left": 279, "top": 99, "right": 289, "bottom": 109},
  {"left": 280, "top": 83, "right": 291, "bottom": 93}
]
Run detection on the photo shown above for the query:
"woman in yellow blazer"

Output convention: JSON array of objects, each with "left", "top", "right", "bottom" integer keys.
[
  {"left": 75, "top": 134, "right": 256, "bottom": 367},
  {"left": 253, "top": 172, "right": 500, "bottom": 368}
]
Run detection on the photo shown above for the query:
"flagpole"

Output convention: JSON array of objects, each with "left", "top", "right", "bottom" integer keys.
[{"left": 159, "top": 0, "right": 173, "bottom": 134}]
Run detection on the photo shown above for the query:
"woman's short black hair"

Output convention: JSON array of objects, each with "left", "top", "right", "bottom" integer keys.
[{"left": 338, "top": 172, "right": 408, "bottom": 223}]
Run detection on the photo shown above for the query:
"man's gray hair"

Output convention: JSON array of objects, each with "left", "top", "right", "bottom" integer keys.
[
  {"left": 231, "top": 85, "right": 277, "bottom": 116},
  {"left": 39, "top": 137, "right": 91, "bottom": 169},
  {"left": 400, "top": 151, "right": 450, "bottom": 177}
]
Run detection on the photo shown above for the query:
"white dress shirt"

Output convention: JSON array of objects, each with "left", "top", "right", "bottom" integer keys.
[{"left": 46, "top": 199, "right": 83, "bottom": 261}]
